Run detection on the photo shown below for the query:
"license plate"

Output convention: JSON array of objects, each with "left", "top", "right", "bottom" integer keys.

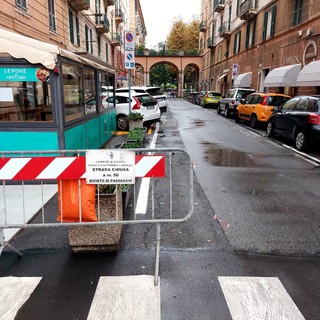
[{"left": 147, "top": 106, "right": 154, "bottom": 110}]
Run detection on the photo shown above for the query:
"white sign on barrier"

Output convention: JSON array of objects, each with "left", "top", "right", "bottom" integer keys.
[{"left": 86, "top": 150, "right": 135, "bottom": 184}]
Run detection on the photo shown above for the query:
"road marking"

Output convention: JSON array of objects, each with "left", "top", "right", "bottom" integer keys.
[
  {"left": 87, "top": 275, "right": 160, "bottom": 320},
  {"left": 218, "top": 276, "right": 305, "bottom": 320},
  {"left": 135, "top": 122, "right": 159, "bottom": 215},
  {"left": 0, "top": 276, "right": 42, "bottom": 319}
]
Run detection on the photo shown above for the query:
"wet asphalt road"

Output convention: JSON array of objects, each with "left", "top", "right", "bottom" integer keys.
[{"left": 1, "top": 98, "right": 320, "bottom": 319}]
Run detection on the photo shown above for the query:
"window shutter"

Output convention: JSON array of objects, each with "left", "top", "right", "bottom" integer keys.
[
  {"left": 270, "top": 5, "right": 276, "bottom": 37},
  {"left": 90, "top": 28, "right": 93, "bottom": 53},
  {"left": 76, "top": 17, "right": 80, "bottom": 46},
  {"left": 233, "top": 34, "right": 237, "bottom": 54},
  {"left": 238, "top": 31, "right": 241, "bottom": 53},
  {"left": 262, "top": 11, "right": 268, "bottom": 40},
  {"left": 85, "top": 25, "right": 89, "bottom": 52},
  {"left": 252, "top": 19, "right": 256, "bottom": 46},
  {"left": 245, "top": 24, "right": 250, "bottom": 49},
  {"left": 69, "top": 9, "right": 74, "bottom": 44}
]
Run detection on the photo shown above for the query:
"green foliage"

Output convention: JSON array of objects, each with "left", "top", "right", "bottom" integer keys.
[
  {"left": 128, "top": 112, "right": 143, "bottom": 121},
  {"left": 98, "top": 184, "right": 116, "bottom": 194}
]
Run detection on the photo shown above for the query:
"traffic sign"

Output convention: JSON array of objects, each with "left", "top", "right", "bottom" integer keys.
[
  {"left": 125, "top": 50, "right": 135, "bottom": 69},
  {"left": 124, "top": 30, "right": 135, "bottom": 51}
]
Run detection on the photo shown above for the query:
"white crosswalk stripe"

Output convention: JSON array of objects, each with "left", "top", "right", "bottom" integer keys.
[
  {"left": 0, "top": 275, "right": 306, "bottom": 319},
  {"left": 219, "top": 276, "right": 305, "bottom": 320},
  {"left": 0, "top": 276, "right": 42, "bottom": 320}
]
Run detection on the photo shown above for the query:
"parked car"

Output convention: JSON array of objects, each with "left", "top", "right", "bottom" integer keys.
[
  {"left": 201, "top": 91, "right": 222, "bottom": 108},
  {"left": 218, "top": 87, "right": 256, "bottom": 117},
  {"left": 266, "top": 95, "right": 320, "bottom": 151},
  {"left": 85, "top": 92, "right": 161, "bottom": 131},
  {"left": 116, "top": 86, "right": 167, "bottom": 114},
  {"left": 235, "top": 92, "right": 291, "bottom": 128}
]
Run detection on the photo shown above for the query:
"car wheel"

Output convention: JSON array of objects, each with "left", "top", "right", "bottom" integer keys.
[
  {"left": 235, "top": 111, "right": 240, "bottom": 123},
  {"left": 295, "top": 131, "right": 307, "bottom": 151},
  {"left": 217, "top": 104, "right": 221, "bottom": 114},
  {"left": 224, "top": 106, "right": 230, "bottom": 118},
  {"left": 250, "top": 114, "right": 258, "bottom": 128},
  {"left": 266, "top": 122, "right": 274, "bottom": 138},
  {"left": 117, "top": 115, "right": 129, "bottom": 131}
]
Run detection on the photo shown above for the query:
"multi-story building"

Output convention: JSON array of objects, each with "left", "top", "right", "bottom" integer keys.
[
  {"left": 199, "top": 0, "right": 320, "bottom": 97},
  {"left": 0, "top": 0, "right": 146, "bottom": 151}
]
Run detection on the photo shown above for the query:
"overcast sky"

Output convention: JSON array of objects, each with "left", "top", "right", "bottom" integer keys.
[{"left": 139, "top": 0, "right": 201, "bottom": 49}]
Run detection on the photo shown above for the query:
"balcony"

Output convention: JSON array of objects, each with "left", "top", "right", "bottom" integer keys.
[
  {"left": 239, "top": 0, "right": 258, "bottom": 20},
  {"left": 214, "top": 0, "right": 225, "bottom": 13},
  {"left": 68, "top": 0, "right": 90, "bottom": 11},
  {"left": 218, "top": 21, "right": 232, "bottom": 38},
  {"left": 111, "top": 33, "right": 121, "bottom": 47},
  {"left": 96, "top": 14, "right": 110, "bottom": 34},
  {"left": 199, "top": 21, "right": 207, "bottom": 32},
  {"left": 115, "top": 8, "right": 123, "bottom": 23},
  {"left": 103, "top": 0, "right": 114, "bottom": 6},
  {"left": 207, "top": 36, "right": 216, "bottom": 48}
]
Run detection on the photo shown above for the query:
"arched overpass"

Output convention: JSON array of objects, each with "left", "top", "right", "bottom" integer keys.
[{"left": 135, "top": 53, "right": 203, "bottom": 97}]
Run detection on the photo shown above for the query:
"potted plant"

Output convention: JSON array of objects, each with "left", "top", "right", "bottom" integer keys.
[
  {"left": 128, "top": 112, "right": 144, "bottom": 130},
  {"left": 126, "top": 128, "right": 146, "bottom": 147}
]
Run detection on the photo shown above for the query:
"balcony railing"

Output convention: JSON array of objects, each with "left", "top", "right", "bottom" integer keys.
[
  {"left": 111, "top": 33, "right": 121, "bottom": 47},
  {"left": 96, "top": 14, "right": 110, "bottom": 34},
  {"left": 115, "top": 8, "right": 123, "bottom": 23},
  {"left": 239, "top": 0, "right": 258, "bottom": 20},
  {"left": 214, "top": 0, "right": 225, "bottom": 13},
  {"left": 218, "top": 21, "right": 232, "bottom": 38},
  {"left": 68, "top": 0, "right": 90, "bottom": 11},
  {"left": 200, "top": 21, "right": 207, "bottom": 32},
  {"left": 207, "top": 36, "right": 216, "bottom": 48}
]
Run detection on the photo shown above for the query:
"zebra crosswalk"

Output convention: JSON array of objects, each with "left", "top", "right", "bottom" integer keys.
[{"left": 0, "top": 275, "right": 306, "bottom": 320}]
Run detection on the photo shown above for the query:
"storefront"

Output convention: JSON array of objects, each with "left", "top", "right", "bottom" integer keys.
[{"left": 0, "top": 28, "right": 116, "bottom": 151}]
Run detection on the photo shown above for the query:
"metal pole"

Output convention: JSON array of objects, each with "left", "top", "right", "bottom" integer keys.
[
  {"left": 154, "top": 223, "right": 161, "bottom": 286},
  {"left": 128, "top": 70, "right": 131, "bottom": 115}
]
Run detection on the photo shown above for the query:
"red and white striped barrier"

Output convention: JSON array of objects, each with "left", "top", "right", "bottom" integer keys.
[{"left": 0, "top": 155, "right": 165, "bottom": 180}]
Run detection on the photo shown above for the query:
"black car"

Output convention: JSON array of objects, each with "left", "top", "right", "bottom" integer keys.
[{"left": 266, "top": 95, "right": 320, "bottom": 151}]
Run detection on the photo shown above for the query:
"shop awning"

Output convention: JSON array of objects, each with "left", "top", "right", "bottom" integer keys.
[
  {"left": 264, "top": 64, "right": 301, "bottom": 87},
  {"left": 296, "top": 60, "right": 320, "bottom": 86},
  {"left": 217, "top": 73, "right": 227, "bottom": 81},
  {"left": 0, "top": 28, "right": 115, "bottom": 73},
  {"left": 234, "top": 72, "right": 252, "bottom": 87}
]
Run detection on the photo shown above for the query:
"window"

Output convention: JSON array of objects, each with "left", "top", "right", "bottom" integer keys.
[
  {"left": 233, "top": 31, "right": 241, "bottom": 54},
  {"left": 83, "top": 68, "right": 96, "bottom": 114},
  {"left": 48, "top": 0, "right": 56, "bottom": 32},
  {"left": 281, "top": 97, "right": 299, "bottom": 111},
  {"left": 97, "top": 36, "right": 101, "bottom": 56},
  {"left": 69, "top": 9, "right": 80, "bottom": 46},
  {"left": 262, "top": 5, "right": 276, "bottom": 41},
  {"left": 85, "top": 25, "right": 93, "bottom": 53},
  {"left": 0, "top": 67, "right": 52, "bottom": 122},
  {"left": 245, "top": 18, "right": 256, "bottom": 48},
  {"left": 62, "top": 63, "right": 84, "bottom": 121},
  {"left": 293, "top": 0, "right": 303, "bottom": 25},
  {"left": 16, "top": 0, "right": 27, "bottom": 12},
  {"left": 106, "top": 43, "right": 109, "bottom": 63}
]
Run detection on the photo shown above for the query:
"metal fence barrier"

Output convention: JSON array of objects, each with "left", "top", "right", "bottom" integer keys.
[{"left": 0, "top": 147, "right": 194, "bottom": 285}]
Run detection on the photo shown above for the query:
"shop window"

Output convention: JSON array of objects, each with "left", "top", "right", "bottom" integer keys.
[
  {"left": 48, "top": 0, "right": 56, "bottom": 32},
  {"left": 0, "top": 67, "right": 52, "bottom": 122},
  {"left": 62, "top": 63, "right": 85, "bottom": 121},
  {"left": 16, "top": 0, "right": 27, "bottom": 12},
  {"left": 83, "top": 68, "right": 96, "bottom": 114},
  {"left": 262, "top": 5, "right": 276, "bottom": 41}
]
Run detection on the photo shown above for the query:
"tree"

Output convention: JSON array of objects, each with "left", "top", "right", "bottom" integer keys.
[{"left": 166, "top": 16, "right": 200, "bottom": 51}]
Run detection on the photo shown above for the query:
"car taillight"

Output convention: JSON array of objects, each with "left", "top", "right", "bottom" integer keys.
[
  {"left": 308, "top": 113, "right": 320, "bottom": 124},
  {"left": 261, "top": 96, "right": 268, "bottom": 105},
  {"left": 132, "top": 97, "right": 141, "bottom": 110},
  {"left": 231, "top": 99, "right": 235, "bottom": 105},
  {"left": 205, "top": 94, "right": 209, "bottom": 98}
]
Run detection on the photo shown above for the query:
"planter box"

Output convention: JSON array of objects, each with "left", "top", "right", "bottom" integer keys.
[
  {"left": 122, "top": 184, "right": 132, "bottom": 215},
  {"left": 68, "top": 186, "right": 123, "bottom": 252},
  {"left": 129, "top": 119, "right": 143, "bottom": 130}
]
